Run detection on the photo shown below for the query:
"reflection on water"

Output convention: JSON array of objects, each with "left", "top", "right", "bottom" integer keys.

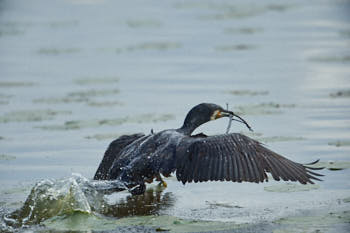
[{"left": 102, "top": 187, "right": 174, "bottom": 218}]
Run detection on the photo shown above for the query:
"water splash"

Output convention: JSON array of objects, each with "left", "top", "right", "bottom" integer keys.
[
  {"left": 0, "top": 174, "right": 174, "bottom": 232},
  {"left": 2, "top": 174, "right": 126, "bottom": 228}
]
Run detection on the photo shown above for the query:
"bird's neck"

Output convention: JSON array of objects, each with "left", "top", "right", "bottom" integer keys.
[
  {"left": 177, "top": 120, "right": 205, "bottom": 136},
  {"left": 177, "top": 108, "right": 210, "bottom": 136}
]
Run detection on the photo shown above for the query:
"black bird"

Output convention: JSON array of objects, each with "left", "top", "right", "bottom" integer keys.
[{"left": 94, "top": 103, "right": 323, "bottom": 195}]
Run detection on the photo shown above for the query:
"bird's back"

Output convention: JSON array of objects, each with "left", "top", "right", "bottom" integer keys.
[
  {"left": 108, "top": 130, "right": 186, "bottom": 183},
  {"left": 93, "top": 133, "right": 146, "bottom": 180}
]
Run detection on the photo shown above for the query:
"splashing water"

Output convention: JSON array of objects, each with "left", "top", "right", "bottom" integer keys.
[{"left": 1, "top": 174, "right": 127, "bottom": 229}]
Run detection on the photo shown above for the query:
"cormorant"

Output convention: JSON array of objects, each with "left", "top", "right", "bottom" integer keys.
[{"left": 94, "top": 103, "right": 323, "bottom": 195}]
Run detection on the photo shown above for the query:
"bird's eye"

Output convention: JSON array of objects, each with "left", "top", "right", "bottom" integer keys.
[{"left": 210, "top": 110, "right": 221, "bottom": 120}]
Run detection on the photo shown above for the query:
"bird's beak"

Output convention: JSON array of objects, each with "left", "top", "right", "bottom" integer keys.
[
  {"left": 220, "top": 110, "right": 234, "bottom": 118},
  {"left": 220, "top": 110, "right": 253, "bottom": 132}
]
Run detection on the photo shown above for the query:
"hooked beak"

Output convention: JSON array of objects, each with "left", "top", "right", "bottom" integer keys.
[
  {"left": 220, "top": 110, "right": 253, "bottom": 132},
  {"left": 220, "top": 109, "right": 234, "bottom": 118}
]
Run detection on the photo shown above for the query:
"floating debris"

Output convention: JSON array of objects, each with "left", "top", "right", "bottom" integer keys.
[
  {"left": 308, "top": 161, "right": 350, "bottom": 171},
  {"left": 227, "top": 90, "right": 269, "bottom": 96},
  {"left": 309, "top": 55, "right": 350, "bottom": 63},
  {"left": 37, "top": 48, "right": 81, "bottom": 55},
  {"left": 273, "top": 210, "right": 350, "bottom": 232},
  {"left": 330, "top": 90, "right": 350, "bottom": 98},
  {"left": 197, "top": 4, "right": 294, "bottom": 20},
  {"left": 0, "top": 109, "right": 71, "bottom": 123},
  {"left": 87, "top": 100, "right": 122, "bottom": 107},
  {"left": 328, "top": 140, "right": 350, "bottom": 147},
  {"left": 123, "top": 42, "right": 182, "bottom": 52},
  {"left": 34, "top": 96, "right": 89, "bottom": 104},
  {"left": 85, "top": 133, "right": 123, "bottom": 140},
  {"left": 34, "top": 89, "right": 121, "bottom": 105},
  {"left": 264, "top": 183, "right": 320, "bottom": 193},
  {"left": 235, "top": 102, "right": 296, "bottom": 116},
  {"left": 37, "top": 114, "right": 175, "bottom": 130},
  {"left": 215, "top": 44, "right": 257, "bottom": 51},
  {"left": 99, "top": 42, "right": 182, "bottom": 54},
  {"left": 224, "top": 27, "right": 263, "bottom": 34},
  {"left": 67, "top": 89, "right": 120, "bottom": 98},
  {"left": 126, "top": 19, "right": 162, "bottom": 28},
  {"left": 0, "top": 81, "right": 35, "bottom": 88},
  {"left": 48, "top": 20, "right": 79, "bottom": 29},
  {"left": 259, "top": 136, "right": 305, "bottom": 143},
  {"left": 74, "top": 76, "right": 119, "bottom": 85},
  {"left": 0, "top": 29, "right": 24, "bottom": 37},
  {"left": 0, "top": 154, "right": 16, "bottom": 161}
]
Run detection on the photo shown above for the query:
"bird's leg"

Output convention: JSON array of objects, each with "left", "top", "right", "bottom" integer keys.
[
  {"left": 156, "top": 174, "right": 167, "bottom": 188},
  {"left": 129, "top": 182, "right": 146, "bottom": 195}
]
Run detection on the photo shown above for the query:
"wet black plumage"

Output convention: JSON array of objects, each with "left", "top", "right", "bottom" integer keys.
[{"left": 94, "top": 103, "right": 323, "bottom": 195}]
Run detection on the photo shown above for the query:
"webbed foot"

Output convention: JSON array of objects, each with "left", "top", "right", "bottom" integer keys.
[
  {"left": 129, "top": 183, "right": 146, "bottom": 195},
  {"left": 156, "top": 174, "right": 167, "bottom": 187}
]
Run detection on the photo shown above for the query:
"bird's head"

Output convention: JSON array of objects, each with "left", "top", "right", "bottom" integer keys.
[{"left": 180, "top": 103, "right": 251, "bottom": 135}]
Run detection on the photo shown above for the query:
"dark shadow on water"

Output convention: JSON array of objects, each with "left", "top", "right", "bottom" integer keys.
[{"left": 101, "top": 188, "right": 175, "bottom": 218}]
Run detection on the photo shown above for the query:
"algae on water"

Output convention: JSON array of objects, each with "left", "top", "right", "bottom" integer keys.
[
  {"left": 99, "top": 41, "right": 182, "bottom": 54},
  {"left": 87, "top": 100, "right": 122, "bottom": 107},
  {"left": 227, "top": 90, "right": 269, "bottom": 96},
  {"left": 258, "top": 136, "right": 305, "bottom": 143},
  {"left": 126, "top": 19, "right": 162, "bottom": 28},
  {"left": 67, "top": 89, "right": 120, "bottom": 98},
  {"left": 224, "top": 27, "right": 263, "bottom": 35},
  {"left": 38, "top": 114, "right": 175, "bottom": 131},
  {"left": 273, "top": 211, "right": 350, "bottom": 233},
  {"left": 215, "top": 44, "right": 257, "bottom": 51},
  {"left": 309, "top": 55, "right": 350, "bottom": 63},
  {"left": 330, "top": 90, "right": 350, "bottom": 98},
  {"left": 84, "top": 133, "right": 123, "bottom": 140},
  {"left": 328, "top": 140, "right": 350, "bottom": 147},
  {"left": 264, "top": 183, "right": 319, "bottom": 193},
  {"left": 34, "top": 89, "right": 120, "bottom": 105},
  {"left": 235, "top": 102, "right": 296, "bottom": 116},
  {"left": 0, "top": 154, "right": 16, "bottom": 161},
  {"left": 308, "top": 161, "right": 350, "bottom": 171},
  {"left": 0, "top": 81, "right": 35, "bottom": 87},
  {"left": 74, "top": 76, "right": 119, "bottom": 85},
  {"left": 0, "top": 109, "right": 71, "bottom": 123},
  {"left": 37, "top": 48, "right": 81, "bottom": 55}
]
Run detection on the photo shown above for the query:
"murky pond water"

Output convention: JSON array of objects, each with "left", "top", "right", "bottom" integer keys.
[{"left": 1, "top": 0, "right": 350, "bottom": 232}]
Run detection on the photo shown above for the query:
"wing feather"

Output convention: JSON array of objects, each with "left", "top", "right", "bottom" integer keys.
[
  {"left": 194, "top": 144, "right": 204, "bottom": 183},
  {"left": 187, "top": 144, "right": 199, "bottom": 183},
  {"left": 246, "top": 146, "right": 261, "bottom": 183},
  {"left": 175, "top": 133, "right": 323, "bottom": 185},
  {"left": 230, "top": 142, "right": 239, "bottom": 182},
  {"left": 226, "top": 147, "right": 233, "bottom": 181},
  {"left": 218, "top": 144, "right": 226, "bottom": 181}
]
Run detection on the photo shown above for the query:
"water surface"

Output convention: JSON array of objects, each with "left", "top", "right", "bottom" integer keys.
[{"left": 0, "top": 0, "right": 350, "bottom": 232}]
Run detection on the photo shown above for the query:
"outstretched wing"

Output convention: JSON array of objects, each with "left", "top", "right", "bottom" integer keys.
[
  {"left": 94, "top": 133, "right": 145, "bottom": 180},
  {"left": 175, "top": 133, "right": 323, "bottom": 185}
]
